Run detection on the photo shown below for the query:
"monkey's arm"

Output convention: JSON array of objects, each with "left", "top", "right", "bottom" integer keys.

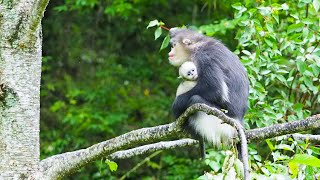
[{"left": 172, "top": 92, "right": 216, "bottom": 118}]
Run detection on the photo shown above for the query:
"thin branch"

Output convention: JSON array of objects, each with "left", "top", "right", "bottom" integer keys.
[
  {"left": 108, "top": 139, "right": 198, "bottom": 160},
  {"left": 106, "top": 134, "right": 320, "bottom": 163},
  {"left": 246, "top": 114, "right": 320, "bottom": 143},
  {"left": 273, "top": 133, "right": 320, "bottom": 143},
  {"left": 120, "top": 151, "right": 162, "bottom": 180}
]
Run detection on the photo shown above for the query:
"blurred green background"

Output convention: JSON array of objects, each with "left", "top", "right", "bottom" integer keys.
[{"left": 41, "top": 0, "right": 320, "bottom": 179}]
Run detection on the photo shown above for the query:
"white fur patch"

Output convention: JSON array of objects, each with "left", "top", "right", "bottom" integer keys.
[
  {"left": 221, "top": 81, "right": 230, "bottom": 103},
  {"left": 176, "top": 81, "right": 197, "bottom": 96},
  {"left": 188, "top": 112, "right": 236, "bottom": 148}
]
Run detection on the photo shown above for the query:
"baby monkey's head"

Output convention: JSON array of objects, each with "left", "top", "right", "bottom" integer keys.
[{"left": 179, "top": 61, "right": 198, "bottom": 81}]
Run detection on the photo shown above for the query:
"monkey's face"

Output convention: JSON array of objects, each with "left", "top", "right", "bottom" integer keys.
[
  {"left": 168, "top": 41, "right": 191, "bottom": 67},
  {"left": 179, "top": 62, "right": 198, "bottom": 81}
]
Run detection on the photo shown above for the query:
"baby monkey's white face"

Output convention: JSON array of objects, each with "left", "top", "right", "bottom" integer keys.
[{"left": 179, "top": 61, "right": 198, "bottom": 81}]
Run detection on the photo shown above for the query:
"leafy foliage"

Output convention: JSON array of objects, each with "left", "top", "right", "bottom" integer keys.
[{"left": 42, "top": 0, "right": 320, "bottom": 179}]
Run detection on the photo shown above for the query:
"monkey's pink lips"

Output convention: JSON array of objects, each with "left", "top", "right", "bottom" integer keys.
[{"left": 168, "top": 55, "right": 174, "bottom": 60}]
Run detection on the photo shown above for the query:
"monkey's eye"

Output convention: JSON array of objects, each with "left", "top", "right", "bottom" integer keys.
[
  {"left": 191, "top": 69, "right": 195, "bottom": 72},
  {"left": 187, "top": 73, "right": 191, "bottom": 76}
]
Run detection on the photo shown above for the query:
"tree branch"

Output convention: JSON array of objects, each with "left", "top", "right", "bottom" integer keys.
[
  {"left": 39, "top": 104, "right": 320, "bottom": 179},
  {"left": 108, "top": 139, "right": 198, "bottom": 160},
  {"left": 246, "top": 114, "right": 320, "bottom": 143},
  {"left": 273, "top": 133, "right": 320, "bottom": 143},
  {"left": 39, "top": 124, "right": 179, "bottom": 179}
]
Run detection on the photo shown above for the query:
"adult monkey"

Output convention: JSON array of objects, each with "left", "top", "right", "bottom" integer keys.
[{"left": 168, "top": 28, "right": 249, "bottom": 158}]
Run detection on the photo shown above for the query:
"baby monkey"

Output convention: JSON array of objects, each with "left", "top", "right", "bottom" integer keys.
[{"left": 176, "top": 61, "right": 198, "bottom": 96}]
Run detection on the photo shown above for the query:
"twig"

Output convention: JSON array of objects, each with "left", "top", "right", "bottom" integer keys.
[
  {"left": 119, "top": 151, "right": 162, "bottom": 180},
  {"left": 160, "top": 25, "right": 170, "bottom": 31}
]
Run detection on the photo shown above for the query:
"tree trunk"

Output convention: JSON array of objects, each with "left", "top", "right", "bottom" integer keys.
[{"left": 0, "top": 1, "right": 47, "bottom": 178}]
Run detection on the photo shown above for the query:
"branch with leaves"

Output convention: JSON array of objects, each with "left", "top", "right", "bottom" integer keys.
[{"left": 38, "top": 104, "right": 320, "bottom": 179}]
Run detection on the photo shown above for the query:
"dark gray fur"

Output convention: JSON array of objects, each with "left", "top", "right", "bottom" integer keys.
[
  {"left": 170, "top": 28, "right": 249, "bottom": 121},
  {"left": 170, "top": 29, "right": 249, "bottom": 158}
]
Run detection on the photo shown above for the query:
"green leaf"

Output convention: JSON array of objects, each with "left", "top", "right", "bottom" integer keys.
[
  {"left": 261, "top": 70, "right": 271, "bottom": 75},
  {"left": 314, "top": 0, "right": 320, "bottom": 11},
  {"left": 265, "top": 139, "right": 275, "bottom": 151},
  {"left": 311, "top": 64, "right": 320, "bottom": 76},
  {"left": 242, "top": 50, "right": 251, "bottom": 55},
  {"left": 147, "top": 20, "right": 159, "bottom": 29},
  {"left": 154, "top": 27, "right": 162, "bottom": 40},
  {"left": 287, "top": 23, "right": 304, "bottom": 33},
  {"left": 266, "top": 22, "right": 274, "bottom": 32},
  {"left": 303, "top": 77, "right": 314, "bottom": 90},
  {"left": 290, "top": 154, "right": 320, "bottom": 167},
  {"left": 293, "top": 103, "right": 304, "bottom": 111},
  {"left": 257, "top": 7, "right": 272, "bottom": 16},
  {"left": 160, "top": 34, "right": 170, "bottom": 51},
  {"left": 272, "top": 13, "right": 279, "bottom": 24},
  {"left": 232, "top": 3, "right": 243, "bottom": 10},
  {"left": 289, "top": 162, "right": 299, "bottom": 178},
  {"left": 306, "top": 166, "right": 314, "bottom": 180},
  {"left": 105, "top": 159, "right": 118, "bottom": 172},
  {"left": 276, "top": 74, "right": 287, "bottom": 85},
  {"left": 275, "top": 144, "right": 294, "bottom": 152},
  {"left": 296, "top": 60, "right": 307, "bottom": 73}
]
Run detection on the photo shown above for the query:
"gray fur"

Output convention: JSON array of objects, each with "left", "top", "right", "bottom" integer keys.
[
  {"left": 170, "top": 29, "right": 249, "bottom": 156},
  {"left": 170, "top": 28, "right": 249, "bottom": 122}
]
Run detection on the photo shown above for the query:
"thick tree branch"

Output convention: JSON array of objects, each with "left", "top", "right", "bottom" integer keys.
[
  {"left": 39, "top": 124, "right": 179, "bottom": 179},
  {"left": 39, "top": 104, "right": 320, "bottom": 179}
]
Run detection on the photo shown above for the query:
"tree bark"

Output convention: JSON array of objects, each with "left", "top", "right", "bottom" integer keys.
[{"left": 0, "top": 0, "right": 48, "bottom": 179}]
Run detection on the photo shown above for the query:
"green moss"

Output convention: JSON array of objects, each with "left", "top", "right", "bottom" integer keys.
[
  {"left": 0, "top": 84, "right": 18, "bottom": 109},
  {"left": 8, "top": 16, "right": 23, "bottom": 46}
]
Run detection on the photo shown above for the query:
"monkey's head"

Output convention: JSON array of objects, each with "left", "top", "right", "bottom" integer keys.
[
  {"left": 179, "top": 61, "right": 198, "bottom": 81},
  {"left": 168, "top": 28, "right": 205, "bottom": 67}
]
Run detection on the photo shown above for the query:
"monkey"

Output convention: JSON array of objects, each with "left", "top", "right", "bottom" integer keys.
[
  {"left": 176, "top": 61, "right": 198, "bottom": 96},
  {"left": 168, "top": 28, "right": 249, "bottom": 158},
  {"left": 175, "top": 60, "right": 236, "bottom": 157}
]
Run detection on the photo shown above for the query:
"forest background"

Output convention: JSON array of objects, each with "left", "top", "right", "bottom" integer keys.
[{"left": 41, "top": 0, "right": 320, "bottom": 179}]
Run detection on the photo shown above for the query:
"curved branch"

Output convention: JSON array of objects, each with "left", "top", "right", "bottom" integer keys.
[
  {"left": 39, "top": 104, "right": 320, "bottom": 179},
  {"left": 39, "top": 124, "right": 178, "bottom": 179}
]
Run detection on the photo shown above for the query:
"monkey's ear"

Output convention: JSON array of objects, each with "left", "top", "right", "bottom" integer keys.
[{"left": 182, "top": 38, "right": 192, "bottom": 45}]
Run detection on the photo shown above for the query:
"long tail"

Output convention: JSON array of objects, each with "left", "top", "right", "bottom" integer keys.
[{"left": 199, "top": 137, "right": 206, "bottom": 159}]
